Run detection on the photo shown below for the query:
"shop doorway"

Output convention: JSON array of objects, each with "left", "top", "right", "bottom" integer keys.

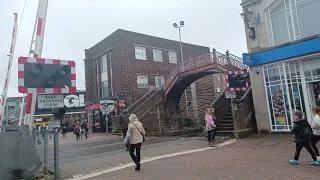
[{"left": 307, "top": 81, "right": 320, "bottom": 116}]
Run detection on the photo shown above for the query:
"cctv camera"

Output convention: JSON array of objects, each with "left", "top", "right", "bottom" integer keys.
[{"left": 255, "top": 68, "right": 260, "bottom": 74}]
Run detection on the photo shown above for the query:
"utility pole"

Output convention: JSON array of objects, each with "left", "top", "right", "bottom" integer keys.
[{"left": 173, "top": 21, "right": 189, "bottom": 116}]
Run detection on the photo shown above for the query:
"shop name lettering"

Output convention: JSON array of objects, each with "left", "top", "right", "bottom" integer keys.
[{"left": 39, "top": 96, "right": 63, "bottom": 107}]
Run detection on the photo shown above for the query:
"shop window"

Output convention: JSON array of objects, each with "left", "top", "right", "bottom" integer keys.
[{"left": 263, "top": 62, "right": 306, "bottom": 131}]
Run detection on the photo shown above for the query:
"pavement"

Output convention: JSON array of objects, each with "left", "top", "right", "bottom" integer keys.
[{"left": 80, "top": 134, "right": 320, "bottom": 180}]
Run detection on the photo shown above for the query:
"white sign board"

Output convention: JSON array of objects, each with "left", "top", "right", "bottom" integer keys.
[
  {"left": 225, "top": 91, "right": 236, "bottom": 99},
  {"left": 37, "top": 95, "right": 64, "bottom": 109},
  {"left": 64, "top": 94, "right": 85, "bottom": 108},
  {"left": 48, "top": 120, "right": 60, "bottom": 129}
]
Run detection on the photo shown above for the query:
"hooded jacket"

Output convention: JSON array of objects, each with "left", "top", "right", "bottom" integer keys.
[
  {"left": 291, "top": 119, "right": 313, "bottom": 141},
  {"left": 310, "top": 114, "right": 320, "bottom": 136},
  {"left": 119, "top": 109, "right": 130, "bottom": 129},
  {"left": 124, "top": 114, "right": 146, "bottom": 144}
]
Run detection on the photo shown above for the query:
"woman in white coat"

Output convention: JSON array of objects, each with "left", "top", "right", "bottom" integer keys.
[
  {"left": 310, "top": 107, "right": 320, "bottom": 161},
  {"left": 124, "top": 114, "right": 146, "bottom": 171}
]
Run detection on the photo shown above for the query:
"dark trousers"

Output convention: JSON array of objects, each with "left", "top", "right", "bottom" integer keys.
[
  {"left": 84, "top": 129, "right": 88, "bottom": 139},
  {"left": 75, "top": 132, "right": 80, "bottom": 141},
  {"left": 123, "top": 128, "right": 129, "bottom": 149},
  {"left": 207, "top": 129, "right": 216, "bottom": 143},
  {"left": 294, "top": 140, "right": 317, "bottom": 161},
  {"left": 129, "top": 143, "right": 141, "bottom": 165},
  {"left": 311, "top": 135, "right": 320, "bottom": 156}
]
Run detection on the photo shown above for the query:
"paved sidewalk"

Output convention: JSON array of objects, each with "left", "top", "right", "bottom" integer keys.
[{"left": 89, "top": 135, "right": 320, "bottom": 180}]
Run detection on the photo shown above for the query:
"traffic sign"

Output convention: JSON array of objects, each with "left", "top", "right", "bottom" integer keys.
[
  {"left": 225, "top": 91, "right": 236, "bottom": 99},
  {"left": 18, "top": 57, "right": 76, "bottom": 94}
]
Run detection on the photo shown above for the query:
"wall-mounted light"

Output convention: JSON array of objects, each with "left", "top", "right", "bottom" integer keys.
[{"left": 240, "top": 7, "right": 256, "bottom": 40}]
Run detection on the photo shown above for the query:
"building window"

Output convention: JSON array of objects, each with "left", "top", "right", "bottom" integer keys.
[
  {"left": 137, "top": 75, "right": 148, "bottom": 89},
  {"left": 263, "top": 62, "right": 305, "bottom": 132},
  {"left": 101, "top": 55, "right": 108, "bottom": 72},
  {"left": 153, "top": 49, "right": 163, "bottom": 62},
  {"left": 266, "top": 0, "right": 320, "bottom": 46},
  {"left": 135, "top": 46, "right": 147, "bottom": 60},
  {"left": 155, "top": 76, "right": 165, "bottom": 89},
  {"left": 169, "top": 51, "right": 178, "bottom": 64},
  {"left": 222, "top": 75, "right": 226, "bottom": 81},
  {"left": 102, "top": 81, "right": 108, "bottom": 99}
]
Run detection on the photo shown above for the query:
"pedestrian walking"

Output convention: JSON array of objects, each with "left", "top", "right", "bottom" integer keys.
[
  {"left": 310, "top": 107, "right": 320, "bottom": 161},
  {"left": 289, "top": 111, "right": 319, "bottom": 166},
  {"left": 107, "top": 113, "right": 113, "bottom": 135},
  {"left": 74, "top": 121, "right": 81, "bottom": 141},
  {"left": 62, "top": 122, "right": 67, "bottom": 138},
  {"left": 205, "top": 107, "right": 216, "bottom": 147},
  {"left": 82, "top": 120, "right": 88, "bottom": 139},
  {"left": 124, "top": 114, "right": 146, "bottom": 171},
  {"left": 120, "top": 109, "right": 130, "bottom": 151}
]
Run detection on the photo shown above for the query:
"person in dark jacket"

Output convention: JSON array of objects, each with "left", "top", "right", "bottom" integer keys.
[
  {"left": 289, "top": 111, "right": 319, "bottom": 165},
  {"left": 81, "top": 120, "right": 88, "bottom": 139},
  {"left": 119, "top": 109, "right": 130, "bottom": 150}
]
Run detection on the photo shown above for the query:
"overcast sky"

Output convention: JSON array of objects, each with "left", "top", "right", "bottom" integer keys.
[{"left": 0, "top": 0, "right": 246, "bottom": 97}]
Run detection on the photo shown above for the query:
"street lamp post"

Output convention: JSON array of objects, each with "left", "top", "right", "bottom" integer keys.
[{"left": 173, "top": 21, "right": 189, "bottom": 116}]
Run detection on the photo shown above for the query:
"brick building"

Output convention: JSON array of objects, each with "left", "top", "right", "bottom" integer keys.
[{"left": 84, "top": 29, "right": 226, "bottom": 120}]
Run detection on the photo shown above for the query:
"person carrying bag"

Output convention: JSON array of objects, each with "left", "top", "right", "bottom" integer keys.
[{"left": 124, "top": 114, "right": 146, "bottom": 171}]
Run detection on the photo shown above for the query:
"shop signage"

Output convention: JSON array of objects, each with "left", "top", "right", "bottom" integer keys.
[
  {"left": 37, "top": 95, "right": 64, "bottom": 109},
  {"left": 64, "top": 94, "right": 85, "bottom": 108},
  {"left": 85, "top": 103, "right": 100, "bottom": 111}
]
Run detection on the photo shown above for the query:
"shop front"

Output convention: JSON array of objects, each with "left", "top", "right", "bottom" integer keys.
[
  {"left": 243, "top": 36, "right": 320, "bottom": 132},
  {"left": 85, "top": 103, "right": 102, "bottom": 133}
]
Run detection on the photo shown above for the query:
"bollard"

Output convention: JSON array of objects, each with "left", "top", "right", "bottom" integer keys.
[{"left": 53, "top": 128, "right": 60, "bottom": 180}]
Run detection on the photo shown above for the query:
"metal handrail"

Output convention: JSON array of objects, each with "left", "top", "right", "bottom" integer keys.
[
  {"left": 127, "top": 90, "right": 156, "bottom": 112},
  {"left": 164, "top": 50, "right": 248, "bottom": 95},
  {"left": 131, "top": 89, "right": 162, "bottom": 114},
  {"left": 211, "top": 89, "right": 226, "bottom": 108},
  {"left": 234, "top": 87, "right": 252, "bottom": 104}
]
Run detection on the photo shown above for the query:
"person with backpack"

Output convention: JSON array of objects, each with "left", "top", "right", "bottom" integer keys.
[{"left": 289, "top": 111, "right": 319, "bottom": 166}]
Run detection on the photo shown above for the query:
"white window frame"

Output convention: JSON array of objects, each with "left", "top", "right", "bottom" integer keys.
[
  {"left": 137, "top": 75, "right": 149, "bottom": 89},
  {"left": 169, "top": 51, "right": 178, "bottom": 64},
  {"left": 154, "top": 76, "right": 165, "bottom": 89},
  {"left": 266, "top": 0, "right": 318, "bottom": 46},
  {"left": 101, "top": 54, "right": 108, "bottom": 72},
  {"left": 152, "top": 49, "right": 163, "bottom": 62},
  {"left": 135, "top": 46, "right": 147, "bottom": 60}
]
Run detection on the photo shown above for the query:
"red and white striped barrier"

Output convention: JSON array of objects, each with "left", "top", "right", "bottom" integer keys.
[{"left": 0, "top": 13, "right": 18, "bottom": 126}]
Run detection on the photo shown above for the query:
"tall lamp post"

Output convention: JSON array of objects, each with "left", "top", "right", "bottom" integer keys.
[{"left": 173, "top": 21, "right": 189, "bottom": 116}]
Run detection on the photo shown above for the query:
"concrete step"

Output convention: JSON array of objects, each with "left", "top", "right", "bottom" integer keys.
[
  {"left": 217, "top": 127, "right": 234, "bottom": 131},
  {"left": 219, "top": 123, "right": 234, "bottom": 127},
  {"left": 216, "top": 130, "right": 234, "bottom": 137}
]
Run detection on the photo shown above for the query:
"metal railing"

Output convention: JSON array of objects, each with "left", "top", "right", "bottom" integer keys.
[
  {"left": 0, "top": 127, "right": 50, "bottom": 180},
  {"left": 164, "top": 50, "right": 248, "bottom": 95}
]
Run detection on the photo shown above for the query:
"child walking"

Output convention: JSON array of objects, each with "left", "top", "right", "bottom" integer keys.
[{"left": 289, "top": 111, "right": 319, "bottom": 166}]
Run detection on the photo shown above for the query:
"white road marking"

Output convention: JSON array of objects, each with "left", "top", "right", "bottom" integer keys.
[{"left": 68, "top": 139, "right": 235, "bottom": 180}]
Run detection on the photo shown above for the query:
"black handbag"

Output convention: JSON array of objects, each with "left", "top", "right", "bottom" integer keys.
[{"left": 133, "top": 123, "right": 145, "bottom": 142}]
